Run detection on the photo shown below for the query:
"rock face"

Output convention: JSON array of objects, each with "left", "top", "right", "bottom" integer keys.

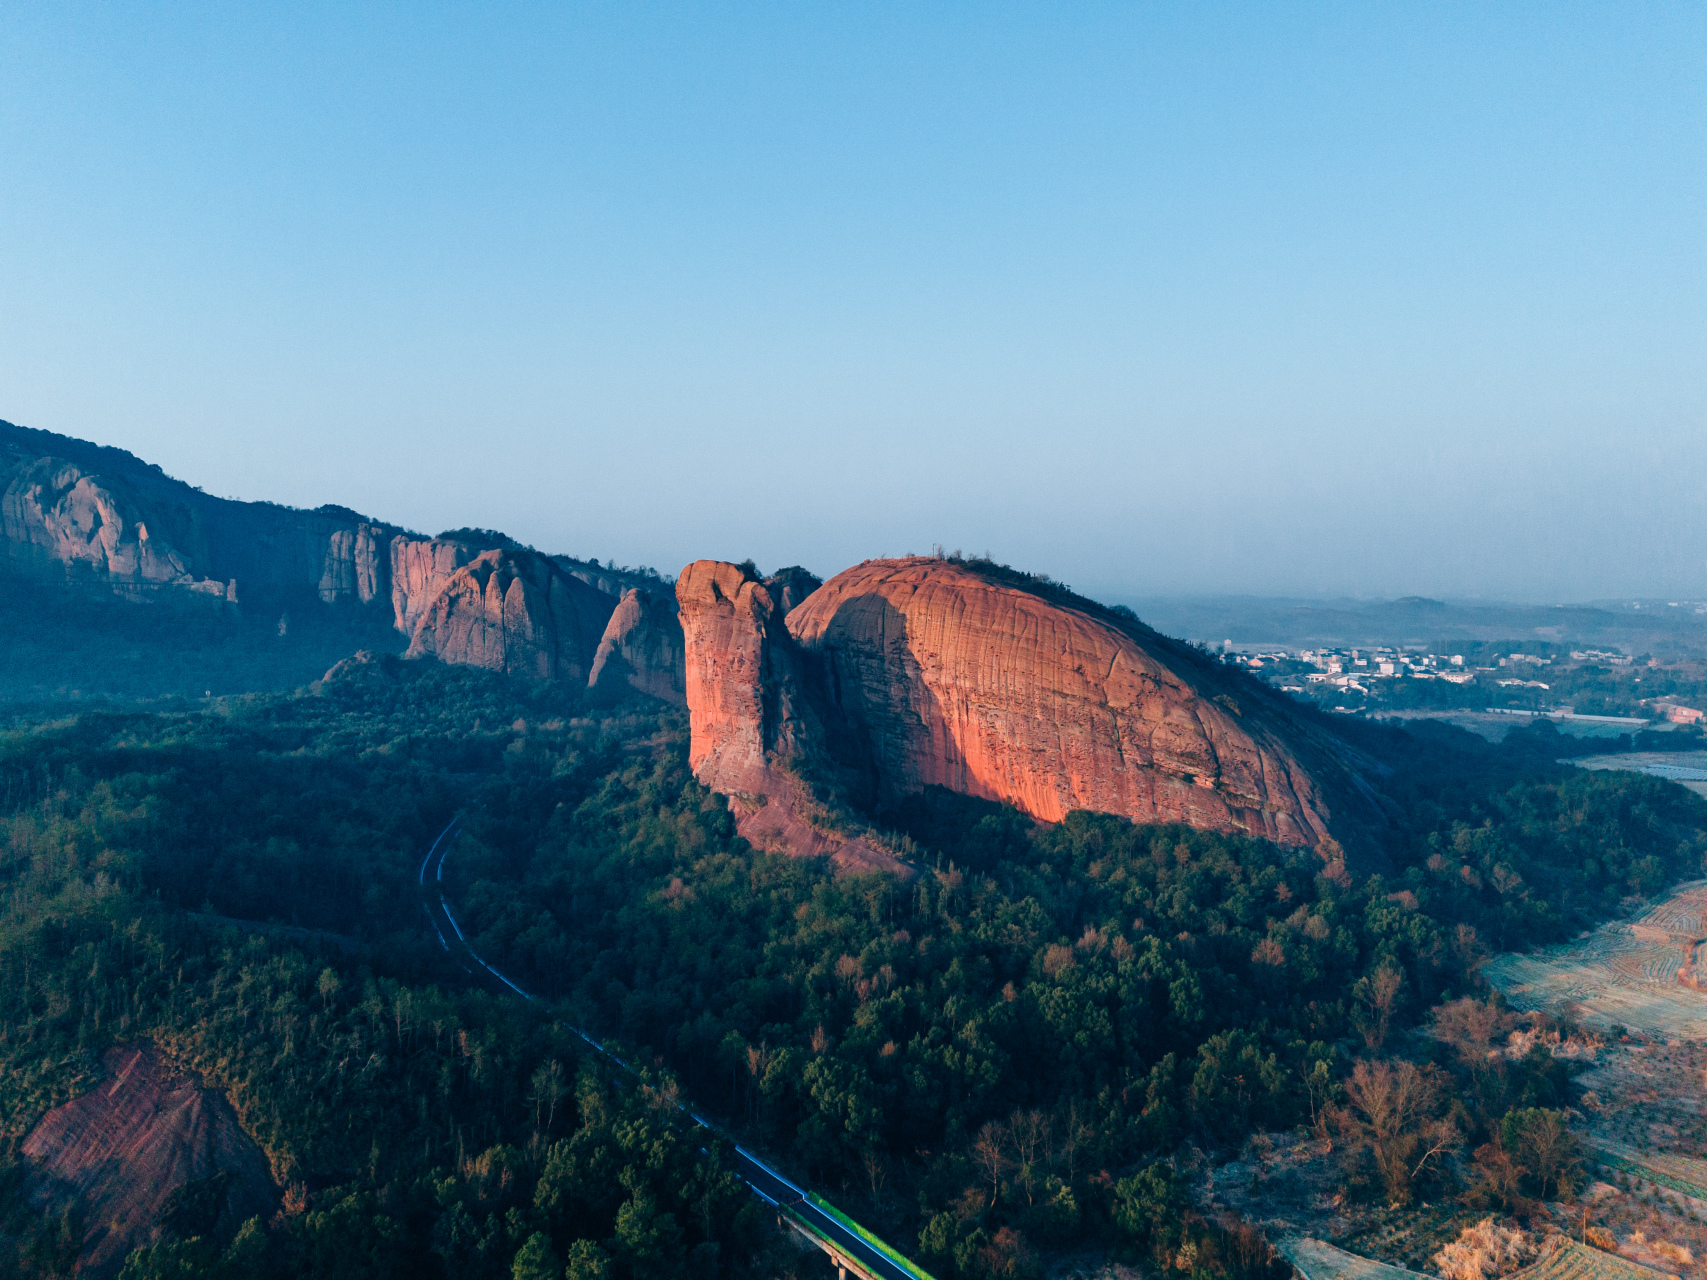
[
  {"left": 318, "top": 523, "right": 390, "bottom": 606},
  {"left": 676, "top": 561, "right": 898, "bottom": 872},
  {"left": 406, "top": 548, "right": 616, "bottom": 681},
  {"left": 784, "top": 558, "right": 1332, "bottom": 846},
  {"left": 390, "top": 536, "right": 477, "bottom": 634},
  {"left": 764, "top": 566, "right": 823, "bottom": 617},
  {"left": 3, "top": 454, "right": 232, "bottom": 601},
  {"left": 21, "top": 1045, "right": 277, "bottom": 1280},
  {"left": 0, "top": 420, "right": 666, "bottom": 688},
  {"left": 677, "top": 555, "right": 1338, "bottom": 859},
  {"left": 0, "top": 421, "right": 382, "bottom": 610},
  {"left": 676, "top": 562, "right": 794, "bottom": 796},
  {"left": 588, "top": 589, "right": 687, "bottom": 704}
]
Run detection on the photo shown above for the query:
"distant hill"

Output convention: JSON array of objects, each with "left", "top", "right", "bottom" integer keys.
[
  {"left": 0, "top": 419, "right": 672, "bottom": 701},
  {"left": 1118, "top": 592, "right": 1707, "bottom": 654}
]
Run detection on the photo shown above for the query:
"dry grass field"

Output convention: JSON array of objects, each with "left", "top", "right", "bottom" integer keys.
[{"left": 1482, "top": 883, "right": 1707, "bottom": 1039}]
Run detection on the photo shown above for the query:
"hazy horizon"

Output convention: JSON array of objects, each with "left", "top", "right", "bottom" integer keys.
[{"left": 3, "top": 5, "right": 1702, "bottom": 602}]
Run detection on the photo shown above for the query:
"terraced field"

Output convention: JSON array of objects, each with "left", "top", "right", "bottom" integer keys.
[
  {"left": 1483, "top": 883, "right": 1707, "bottom": 1038},
  {"left": 1591, "top": 1141, "right": 1707, "bottom": 1203},
  {"left": 1510, "top": 1242, "right": 1673, "bottom": 1280}
]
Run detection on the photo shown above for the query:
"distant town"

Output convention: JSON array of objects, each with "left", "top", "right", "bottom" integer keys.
[{"left": 1211, "top": 637, "right": 1707, "bottom": 731}]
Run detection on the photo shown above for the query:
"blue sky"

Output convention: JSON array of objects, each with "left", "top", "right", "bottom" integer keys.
[{"left": 2, "top": 4, "right": 1702, "bottom": 600}]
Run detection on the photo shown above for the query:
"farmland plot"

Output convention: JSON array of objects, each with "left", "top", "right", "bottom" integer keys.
[
  {"left": 1483, "top": 883, "right": 1707, "bottom": 1039},
  {"left": 1570, "top": 755, "right": 1707, "bottom": 799},
  {"left": 1280, "top": 1237, "right": 1439, "bottom": 1280},
  {"left": 1508, "top": 1241, "right": 1673, "bottom": 1280}
]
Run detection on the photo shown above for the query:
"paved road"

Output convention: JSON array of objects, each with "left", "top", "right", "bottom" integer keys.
[{"left": 417, "top": 817, "right": 929, "bottom": 1280}]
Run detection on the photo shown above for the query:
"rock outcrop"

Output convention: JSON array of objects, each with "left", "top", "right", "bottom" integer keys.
[
  {"left": 3, "top": 454, "right": 233, "bottom": 601},
  {"left": 677, "top": 555, "right": 1340, "bottom": 860},
  {"left": 677, "top": 562, "right": 795, "bottom": 796},
  {"left": 318, "top": 523, "right": 390, "bottom": 606},
  {"left": 588, "top": 589, "right": 687, "bottom": 704},
  {"left": 406, "top": 548, "right": 616, "bottom": 681},
  {"left": 784, "top": 558, "right": 1333, "bottom": 846},
  {"left": 389, "top": 536, "right": 477, "bottom": 634},
  {"left": 21, "top": 1045, "right": 277, "bottom": 1279},
  {"left": 1, "top": 421, "right": 664, "bottom": 687},
  {"left": 0, "top": 421, "right": 386, "bottom": 610},
  {"left": 676, "top": 561, "right": 898, "bottom": 872}
]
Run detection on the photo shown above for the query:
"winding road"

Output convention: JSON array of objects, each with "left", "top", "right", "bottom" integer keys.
[{"left": 418, "top": 817, "right": 933, "bottom": 1280}]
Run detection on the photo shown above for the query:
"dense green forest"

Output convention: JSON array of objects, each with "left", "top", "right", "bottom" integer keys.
[
  {"left": 0, "top": 654, "right": 1703, "bottom": 1278},
  {"left": 0, "top": 566, "right": 406, "bottom": 702}
]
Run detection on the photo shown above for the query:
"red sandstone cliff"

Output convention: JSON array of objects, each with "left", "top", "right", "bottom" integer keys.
[
  {"left": 784, "top": 558, "right": 1332, "bottom": 846},
  {"left": 676, "top": 561, "right": 899, "bottom": 872},
  {"left": 389, "top": 536, "right": 477, "bottom": 634},
  {"left": 406, "top": 548, "right": 616, "bottom": 681},
  {"left": 2, "top": 453, "right": 234, "bottom": 601},
  {"left": 0, "top": 424, "right": 644, "bottom": 677},
  {"left": 677, "top": 562, "right": 791, "bottom": 795},
  {"left": 588, "top": 588, "right": 687, "bottom": 704}
]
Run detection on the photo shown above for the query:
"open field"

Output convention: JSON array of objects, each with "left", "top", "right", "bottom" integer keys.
[
  {"left": 1280, "top": 1237, "right": 1439, "bottom": 1280},
  {"left": 1372, "top": 712, "right": 1664, "bottom": 743},
  {"left": 1571, "top": 755, "right": 1707, "bottom": 799},
  {"left": 1483, "top": 883, "right": 1707, "bottom": 1038}
]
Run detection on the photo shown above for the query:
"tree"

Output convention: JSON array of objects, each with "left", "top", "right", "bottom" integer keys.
[
  {"left": 1353, "top": 966, "right": 1405, "bottom": 1050},
  {"left": 1431, "top": 997, "right": 1506, "bottom": 1072},
  {"left": 528, "top": 1059, "right": 568, "bottom": 1132},
  {"left": 1501, "top": 1108, "right": 1582, "bottom": 1200},
  {"left": 512, "top": 1231, "right": 562, "bottom": 1280},
  {"left": 1009, "top": 1110, "right": 1049, "bottom": 1205},
  {"left": 564, "top": 1240, "right": 612, "bottom": 1280},
  {"left": 971, "top": 1122, "right": 1014, "bottom": 1208},
  {"left": 1339, "top": 1058, "right": 1461, "bottom": 1205},
  {"left": 1112, "top": 1163, "right": 1185, "bottom": 1260}
]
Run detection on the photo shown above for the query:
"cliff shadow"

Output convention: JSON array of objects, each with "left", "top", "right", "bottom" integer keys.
[{"left": 784, "top": 591, "right": 979, "bottom": 837}]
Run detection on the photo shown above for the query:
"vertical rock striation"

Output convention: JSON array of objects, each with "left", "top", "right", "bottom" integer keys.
[
  {"left": 676, "top": 560, "right": 898, "bottom": 872},
  {"left": 784, "top": 558, "right": 1333, "bottom": 846},
  {"left": 588, "top": 588, "right": 687, "bottom": 704},
  {"left": 389, "top": 536, "right": 478, "bottom": 635},
  {"left": 318, "top": 524, "right": 391, "bottom": 605},
  {"left": 405, "top": 548, "right": 616, "bottom": 681}
]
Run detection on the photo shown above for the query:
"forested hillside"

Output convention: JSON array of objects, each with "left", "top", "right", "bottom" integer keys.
[{"left": 0, "top": 658, "right": 1702, "bottom": 1278}]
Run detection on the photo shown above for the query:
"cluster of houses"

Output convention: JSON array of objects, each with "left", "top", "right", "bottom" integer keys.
[
  {"left": 1229, "top": 646, "right": 1478, "bottom": 695},
  {"left": 1222, "top": 643, "right": 1705, "bottom": 726}
]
